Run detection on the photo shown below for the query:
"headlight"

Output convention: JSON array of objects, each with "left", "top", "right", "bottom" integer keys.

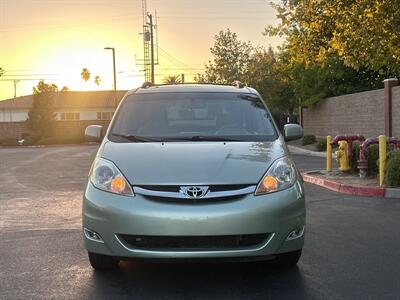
[
  {"left": 255, "top": 156, "right": 297, "bottom": 195},
  {"left": 89, "top": 157, "right": 134, "bottom": 196}
]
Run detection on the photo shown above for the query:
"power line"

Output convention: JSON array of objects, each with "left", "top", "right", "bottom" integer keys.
[{"left": 157, "top": 46, "right": 190, "bottom": 68}]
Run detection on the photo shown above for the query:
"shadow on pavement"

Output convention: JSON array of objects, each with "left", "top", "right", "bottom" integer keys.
[{"left": 85, "top": 261, "right": 310, "bottom": 299}]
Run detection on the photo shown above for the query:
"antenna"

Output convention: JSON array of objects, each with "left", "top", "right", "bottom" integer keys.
[{"left": 135, "top": 0, "right": 159, "bottom": 84}]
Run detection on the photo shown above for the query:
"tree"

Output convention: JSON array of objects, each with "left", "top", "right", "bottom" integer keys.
[
  {"left": 195, "top": 29, "right": 254, "bottom": 84},
  {"left": 0, "top": 67, "right": 4, "bottom": 77},
  {"left": 163, "top": 75, "right": 182, "bottom": 84},
  {"left": 81, "top": 68, "right": 91, "bottom": 82},
  {"left": 94, "top": 75, "right": 101, "bottom": 86},
  {"left": 246, "top": 47, "right": 296, "bottom": 113},
  {"left": 60, "top": 86, "right": 69, "bottom": 92},
  {"left": 265, "top": 0, "right": 400, "bottom": 75},
  {"left": 27, "top": 81, "right": 58, "bottom": 137}
]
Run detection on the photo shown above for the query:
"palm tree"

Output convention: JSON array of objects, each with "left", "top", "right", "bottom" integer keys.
[
  {"left": 163, "top": 75, "right": 182, "bottom": 85},
  {"left": 81, "top": 68, "right": 91, "bottom": 82}
]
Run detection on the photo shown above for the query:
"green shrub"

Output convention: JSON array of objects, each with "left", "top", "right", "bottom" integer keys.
[
  {"left": 315, "top": 138, "right": 327, "bottom": 152},
  {"left": 36, "top": 135, "right": 84, "bottom": 145},
  {"left": 385, "top": 150, "right": 400, "bottom": 187},
  {"left": 349, "top": 142, "right": 360, "bottom": 173},
  {"left": 302, "top": 134, "right": 317, "bottom": 145},
  {"left": 23, "top": 135, "right": 42, "bottom": 145},
  {"left": 36, "top": 137, "right": 58, "bottom": 145},
  {"left": 366, "top": 144, "right": 380, "bottom": 176},
  {"left": 0, "top": 138, "right": 19, "bottom": 146}
]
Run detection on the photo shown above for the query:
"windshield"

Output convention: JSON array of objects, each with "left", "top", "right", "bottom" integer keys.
[{"left": 109, "top": 92, "right": 278, "bottom": 142}]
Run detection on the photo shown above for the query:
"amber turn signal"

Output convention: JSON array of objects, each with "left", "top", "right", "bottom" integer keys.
[
  {"left": 256, "top": 176, "right": 278, "bottom": 195},
  {"left": 111, "top": 177, "right": 126, "bottom": 194}
]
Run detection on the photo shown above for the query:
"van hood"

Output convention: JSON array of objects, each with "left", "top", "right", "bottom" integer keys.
[{"left": 101, "top": 138, "right": 287, "bottom": 185}]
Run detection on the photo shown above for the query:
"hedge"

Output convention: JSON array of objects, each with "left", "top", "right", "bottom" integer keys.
[
  {"left": 302, "top": 134, "right": 317, "bottom": 145},
  {"left": 385, "top": 150, "right": 400, "bottom": 187}
]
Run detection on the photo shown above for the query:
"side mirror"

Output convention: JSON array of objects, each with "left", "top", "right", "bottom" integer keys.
[
  {"left": 283, "top": 124, "right": 303, "bottom": 141},
  {"left": 85, "top": 125, "right": 103, "bottom": 142}
]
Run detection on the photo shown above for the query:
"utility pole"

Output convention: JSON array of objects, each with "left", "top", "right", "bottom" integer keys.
[
  {"left": 181, "top": 73, "right": 185, "bottom": 83},
  {"left": 148, "top": 13, "right": 155, "bottom": 84},
  {"left": 137, "top": 0, "right": 159, "bottom": 84},
  {"left": 13, "top": 80, "right": 20, "bottom": 98},
  {"left": 104, "top": 47, "right": 117, "bottom": 108}
]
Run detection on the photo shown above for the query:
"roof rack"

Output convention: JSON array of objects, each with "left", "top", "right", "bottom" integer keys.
[
  {"left": 141, "top": 82, "right": 155, "bottom": 89},
  {"left": 139, "top": 81, "right": 247, "bottom": 89},
  {"left": 231, "top": 81, "right": 245, "bottom": 88}
]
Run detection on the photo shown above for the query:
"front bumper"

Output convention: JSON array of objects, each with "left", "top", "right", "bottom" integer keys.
[{"left": 82, "top": 181, "right": 305, "bottom": 260}]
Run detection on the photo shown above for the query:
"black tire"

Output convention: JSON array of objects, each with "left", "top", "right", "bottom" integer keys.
[
  {"left": 273, "top": 250, "right": 302, "bottom": 267},
  {"left": 88, "top": 252, "right": 119, "bottom": 270}
]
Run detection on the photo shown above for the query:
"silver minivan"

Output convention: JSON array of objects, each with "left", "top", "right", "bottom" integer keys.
[{"left": 83, "top": 84, "right": 305, "bottom": 270}]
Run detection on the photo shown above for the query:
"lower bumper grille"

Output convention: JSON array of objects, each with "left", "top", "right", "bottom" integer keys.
[{"left": 118, "top": 234, "right": 268, "bottom": 251}]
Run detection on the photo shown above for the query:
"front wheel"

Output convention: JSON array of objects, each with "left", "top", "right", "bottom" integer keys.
[
  {"left": 273, "top": 250, "right": 302, "bottom": 267},
  {"left": 88, "top": 252, "right": 119, "bottom": 270}
]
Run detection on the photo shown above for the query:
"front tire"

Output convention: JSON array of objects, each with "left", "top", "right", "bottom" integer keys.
[
  {"left": 88, "top": 252, "right": 119, "bottom": 270},
  {"left": 273, "top": 250, "right": 302, "bottom": 267}
]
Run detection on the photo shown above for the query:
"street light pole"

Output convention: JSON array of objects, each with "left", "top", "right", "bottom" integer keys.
[{"left": 104, "top": 47, "right": 117, "bottom": 108}]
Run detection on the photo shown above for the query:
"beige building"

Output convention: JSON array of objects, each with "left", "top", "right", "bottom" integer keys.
[{"left": 0, "top": 90, "right": 127, "bottom": 139}]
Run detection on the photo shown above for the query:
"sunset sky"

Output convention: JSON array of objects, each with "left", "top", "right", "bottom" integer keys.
[{"left": 0, "top": 0, "right": 281, "bottom": 100}]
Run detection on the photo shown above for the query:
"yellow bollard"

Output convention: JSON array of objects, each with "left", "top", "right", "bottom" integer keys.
[
  {"left": 326, "top": 135, "right": 332, "bottom": 172},
  {"left": 379, "top": 135, "right": 387, "bottom": 187}
]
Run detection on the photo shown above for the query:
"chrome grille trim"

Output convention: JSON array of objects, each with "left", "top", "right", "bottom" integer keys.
[{"left": 133, "top": 185, "right": 256, "bottom": 199}]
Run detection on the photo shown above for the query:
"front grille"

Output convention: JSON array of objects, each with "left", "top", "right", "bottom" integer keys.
[
  {"left": 133, "top": 184, "right": 255, "bottom": 204},
  {"left": 118, "top": 234, "right": 268, "bottom": 251},
  {"left": 143, "top": 195, "right": 245, "bottom": 204},
  {"left": 135, "top": 184, "right": 252, "bottom": 193}
]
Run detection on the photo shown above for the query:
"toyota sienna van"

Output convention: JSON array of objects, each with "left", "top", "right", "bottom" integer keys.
[{"left": 83, "top": 83, "right": 305, "bottom": 270}]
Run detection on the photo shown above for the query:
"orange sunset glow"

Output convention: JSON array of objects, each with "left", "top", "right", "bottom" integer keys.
[{"left": 0, "top": 0, "right": 281, "bottom": 100}]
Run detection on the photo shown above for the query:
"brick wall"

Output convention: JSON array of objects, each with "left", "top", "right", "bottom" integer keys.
[
  {"left": 52, "top": 120, "right": 111, "bottom": 139},
  {"left": 0, "top": 122, "right": 29, "bottom": 139},
  {"left": 302, "top": 89, "right": 386, "bottom": 137},
  {"left": 392, "top": 86, "right": 400, "bottom": 137},
  {"left": 0, "top": 120, "right": 111, "bottom": 140}
]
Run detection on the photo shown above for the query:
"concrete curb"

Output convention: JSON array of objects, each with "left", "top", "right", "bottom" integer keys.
[
  {"left": 0, "top": 143, "right": 98, "bottom": 149},
  {"left": 302, "top": 171, "right": 400, "bottom": 199}
]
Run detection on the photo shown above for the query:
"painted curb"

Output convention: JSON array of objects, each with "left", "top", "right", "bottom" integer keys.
[{"left": 302, "top": 171, "right": 400, "bottom": 199}]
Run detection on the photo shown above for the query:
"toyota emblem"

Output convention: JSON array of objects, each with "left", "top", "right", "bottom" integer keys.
[{"left": 180, "top": 186, "right": 209, "bottom": 199}]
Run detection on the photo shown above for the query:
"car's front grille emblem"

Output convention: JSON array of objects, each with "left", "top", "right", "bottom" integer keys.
[{"left": 180, "top": 186, "right": 209, "bottom": 199}]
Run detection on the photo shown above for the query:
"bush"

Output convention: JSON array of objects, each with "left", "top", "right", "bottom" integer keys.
[
  {"left": 302, "top": 134, "right": 317, "bottom": 145},
  {"left": 366, "top": 145, "right": 379, "bottom": 176},
  {"left": 36, "top": 135, "right": 84, "bottom": 145},
  {"left": 349, "top": 142, "right": 360, "bottom": 173},
  {"left": 23, "top": 135, "right": 42, "bottom": 145},
  {"left": 385, "top": 150, "right": 400, "bottom": 187},
  {"left": 36, "top": 137, "right": 58, "bottom": 145},
  {"left": 0, "top": 138, "right": 19, "bottom": 146},
  {"left": 315, "top": 138, "right": 327, "bottom": 152}
]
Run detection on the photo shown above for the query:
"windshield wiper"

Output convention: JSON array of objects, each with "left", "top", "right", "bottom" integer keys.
[
  {"left": 167, "top": 136, "right": 241, "bottom": 142},
  {"left": 111, "top": 133, "right": 158, "bottom": 143}
]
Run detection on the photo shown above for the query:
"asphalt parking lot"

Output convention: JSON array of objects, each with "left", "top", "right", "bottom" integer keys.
[{"left": 1, "top": 145, "right": 400, "bottom": 299}]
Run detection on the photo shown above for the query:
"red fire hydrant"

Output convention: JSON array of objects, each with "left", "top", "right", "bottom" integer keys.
[
  {"left": 357, "top": 137, "right": 399, "bottom": 178},
  {"left": 331, "top": 135, "right": 365, "bottom": 160}
]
